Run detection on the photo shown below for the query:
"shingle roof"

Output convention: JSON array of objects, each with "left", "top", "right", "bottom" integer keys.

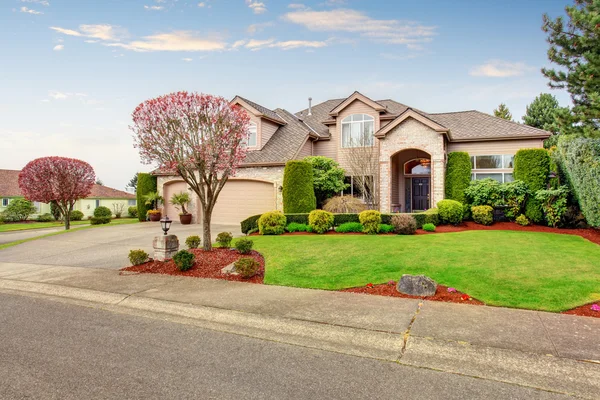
[
  {"left": 88, "top": 184, "right": 136, "bottom": 199},
  {"left": 296, "top": 98, "right": 344, "bottom": 137},
  {"left": 236, "top": 96, "right": 287, "bottom": 125}
]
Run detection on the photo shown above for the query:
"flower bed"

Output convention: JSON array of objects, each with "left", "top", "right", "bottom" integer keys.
[{"left": 341, "top": 283, "right": 485, "bottom": 305}]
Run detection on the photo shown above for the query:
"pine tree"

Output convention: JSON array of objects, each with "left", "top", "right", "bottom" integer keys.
[
  {"left": 493, "top": 103, "right": 513, "bottom": 121},
  {"left": 522, "top": 93, "right": 569, "bottom": 147},
  {"left": 542, "top": 0, "right": 600, "bottom": 138}
]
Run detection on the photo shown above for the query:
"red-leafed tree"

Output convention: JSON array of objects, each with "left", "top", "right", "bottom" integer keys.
[
  {"left": 18, "top": 157, "right": 96, "bottom": 230},
  {"left": 130, "top": 92, "right": 251, "bottom": 250}
]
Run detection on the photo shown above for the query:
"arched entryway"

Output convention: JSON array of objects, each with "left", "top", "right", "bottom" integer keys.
[{"left": 390, "top": 149, "right": 432, "bottom": 213}]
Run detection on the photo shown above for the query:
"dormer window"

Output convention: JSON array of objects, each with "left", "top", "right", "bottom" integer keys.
[
  {"left": 341, "top": 114, "right": 374, "bottom": 148},
  {"left": 248, "top": 122, "right": 257, "bottom": 147}
]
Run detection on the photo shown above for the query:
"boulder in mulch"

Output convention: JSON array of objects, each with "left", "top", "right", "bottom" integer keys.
[{"left": 397, "top": 274, "right": 437, "bottom": 296}]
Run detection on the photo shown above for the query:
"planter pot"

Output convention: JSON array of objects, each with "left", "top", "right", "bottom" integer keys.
[
  {"left": 179, "top": 214, "right": 192, "bottom": 225},
  {"left": 149, "top": 212, "right": 161, "bottom": 222}
]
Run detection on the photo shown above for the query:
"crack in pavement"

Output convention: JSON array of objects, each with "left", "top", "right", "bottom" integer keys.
[{"left": 397, "top": 300, "right": 423, "bottom": 361}]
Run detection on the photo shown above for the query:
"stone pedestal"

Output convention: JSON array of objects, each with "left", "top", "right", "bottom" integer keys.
[{"left": 153, "top": 235, "right": 179, "bottom": 261}]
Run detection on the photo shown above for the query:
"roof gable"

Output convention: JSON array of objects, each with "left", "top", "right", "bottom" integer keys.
[
  {"left": 231, "top": 96, "right": 287, "bottom": 125},
  {"left": 375, "top": 109, "right": 448, "bottom": 138},
  {"left": 329, "top": 91, "right": 386, "bottom": 116}
]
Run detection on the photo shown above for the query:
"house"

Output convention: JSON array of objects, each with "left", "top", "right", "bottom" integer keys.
[
  {"left": 154, "top": 91, "right": 551, "bottom": 225},
  {"left": 0, "top": 169, "right": 136, "bottom": 218}
]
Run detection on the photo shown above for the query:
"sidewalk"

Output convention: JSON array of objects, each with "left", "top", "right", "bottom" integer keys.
[{"left": 0, "top": 261, "right": 598, "bottom": 398}]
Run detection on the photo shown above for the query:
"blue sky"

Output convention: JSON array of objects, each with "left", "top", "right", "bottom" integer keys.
[{"left": 2, "top": 0, "right": 571, "bottom": 190}]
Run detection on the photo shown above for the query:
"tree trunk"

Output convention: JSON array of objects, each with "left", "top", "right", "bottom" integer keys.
[
  {"left": 64, "top": 202, "right": 73, "bottom": 230},
  {"left": 202, "top": 208, "right": 212, "bottom": 251}
]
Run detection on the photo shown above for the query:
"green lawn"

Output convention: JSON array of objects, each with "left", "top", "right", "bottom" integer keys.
[
  {"left": 252, "top": 231, "right": 600, "bottom": 312},
  {"left": 0, "top": 218, "right": 138, "bottom": 232}
]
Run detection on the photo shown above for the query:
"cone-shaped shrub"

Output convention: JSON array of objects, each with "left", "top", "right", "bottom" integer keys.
[{"left": 283, "top": 160, "right": 316, "bottom": 213}]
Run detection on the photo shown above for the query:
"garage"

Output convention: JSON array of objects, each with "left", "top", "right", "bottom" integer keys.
[
  {"left": 162, "top": 180, "right": 189, "bottom": 220},
  {"left": 211, "top": 179, "right": 276, "bottom": 225}
]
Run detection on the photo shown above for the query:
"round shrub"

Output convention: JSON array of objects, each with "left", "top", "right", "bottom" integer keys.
[
  {"left": 185, "top": 235, "right": 201, "bottom": 249},
  {"left": 335, "top": 222, "right": 364, "bottom": 233},
  {"left": 128, "top": 249, "right": 149, "bottom": 266},
  {"left": 90, "top": 216, "right": 111, "bottom": 225},
  {"left": 359, "top": 210, "right": 381, "bottom": 234},
  {"left": 422, "top": 223, "right": 436, "bottom": 232},
  {"left": 445, "top": 152, "right": 472, "bottom": 203},
  {"left": 3, "top": 199, "right": 36, "bottom": 221},
  {"left": 391, "top": 214, "right": 417, "bottom": 235},
  {"left": 128, "top": 206, "right": 138, "bottom": 218},
  {"left": 258, "top": 211, "right": 287, "bottom": 235},
  {"left": 378, "top": 224, "right": 394, "bottom": 234},
  {"left": 516, "top": 214, "right": 530, "bottom": 226},
  {"left": 437, "top": 200, "right": 464, "bottom": 225},
  {"left": 323, "top": 196, "right": 367, "bottom": 214},
  {"left": 94, "top": 206, "right": 112, "bottom": 218},
  {"left": 286, "top": 222, "right": 310, "bottom": 232},
  {"left": 282, "top": 160, "right": 316, "bottom": 213},
  {"left": 234, "top": 257, "right": 261, "bottom": 279},
  {"left": 235, "top": 238, "right": 254, "bottom": 254},
  {"left": 471, "top": 205, "right": 494, "bottom": 225},
  {"left": 464, "top": 179, "right": 501, "bottom": 207},
  {"left": 36, "top": 213, "right": 54, "bottom": 222},
  {"left": 216, "top": 232, "right": 233, "bottom": 248},
  {"left": 308, "top": 210, "right": 334, "bottom": 234},
  {"left": 173, "top": 250, "right": 195, "bottom": 271},
  {"left": 70, "top": 210, "right": 84, "bottom": 221}
]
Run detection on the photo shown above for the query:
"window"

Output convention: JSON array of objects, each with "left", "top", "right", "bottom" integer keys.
[
  {"left": 128, "top": 199, "right": 136, "bottom": 206},
  {"left": 33, "top": 202, "right": 41, "bottom": 213},
  {"left": 470, "top": 154, "right": 515, "bottom": 183},
  {"left": 247, "top": 122, "right": 257, "bottom": 147},
  {"left": 404, "top": 159, "right": 431, "bottom": 175},
  {"left": 95, "top": 199, "right": 100, "bottom": 208},
  {"left": 1, "top": 198, "right": 8, "bottom": 207},
  {"left": 341, "top": 114, "right": 374, "bottom": 148},
  {"left": 342, "top": 175, "right": 374, "bottom": 203}
]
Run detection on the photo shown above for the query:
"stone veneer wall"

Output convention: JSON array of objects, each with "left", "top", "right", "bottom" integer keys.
[{"left": 378, "top": 118, "right": 446, "bottom": 213}]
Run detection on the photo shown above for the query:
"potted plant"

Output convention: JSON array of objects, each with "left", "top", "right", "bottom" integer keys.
[
  {"left": 170, "top": 192, "right": 192, "bottom": 224},
  {"left": 144, "top": 191, "right": 163, "bottom": 222}
]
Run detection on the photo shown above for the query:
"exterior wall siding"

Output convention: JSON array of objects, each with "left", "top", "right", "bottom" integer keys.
[
  {"left": 447, "top": 139, "right": 544, "bottom": 154},
  {"left": 313, "top": 129, "right": 337, "bottom": 160},
  {"left": 75, "top": 198, "right": 136, "bottom": 218},
  {"left": 261, "top": 119, "right": 279, "bottom": 148},
  {"left": 295, "top": 138, "right": 313, "bottom": 159}
]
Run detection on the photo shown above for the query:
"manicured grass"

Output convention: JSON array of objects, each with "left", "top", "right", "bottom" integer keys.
[
  {"left": 0, "top": 218, "right": 138, "bottom": 232},
  {"left": 252, "top": 231, "right": 600, "bottom": 312}
]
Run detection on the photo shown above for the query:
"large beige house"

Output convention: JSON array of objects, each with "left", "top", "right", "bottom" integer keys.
[{"left": 155, "top": 91, "right": 551, "bottom": 225}]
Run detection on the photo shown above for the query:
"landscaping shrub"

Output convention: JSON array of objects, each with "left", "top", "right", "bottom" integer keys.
[
  {"left": 391, "top": 214, "right": 417, "bottom": 235},
  {"left": 464, "top": 179, "right": 501, "bottom": 207},
  {"left": 258, "top": 211, "right": 287, "bottom": 235},
  {"left": 286, "top": 222, "right": 310, "bottom": 232},
  {"left": 413, "top": 209, "right": 440, "bottom": 228},
  {"left": 333, "top": 213, "right": 361, "bottom": 226},
  {"left": 36, "top": 213, "right": 53, "bottom": 222},
  {"left": 69, "top": 210, "right": 84, "bottom": 221},
  {"left": 437, "top": 200, "right": 464, "bottom": 225},
  {"left": 422, "top": 223, "right": 436, "bottom": 232},
  {"left": 128, "top": 206, "right": 138, "bottom": 218},
  {"left": 378, "top": 224, "right": 394, "bottom": 234},
  {"left": 516, "top": 214, "right": 530, "bottom": 226},
  {"left": 359, "top": 210, "right": 381, "bottom": 234},
  {"left": 173, "top": 250, "right": 195, "bottom": 271},
  {"left": 445, "top": 152, "right": 472, "bottom": 203},
  {"left": 514, "top": 149, "right": 550, "bottom": 223},
  {"left": 50, "top": 201, "right": 62, "bottom": 221},
  {"left": 94, "top": 206, "right": 112, "bottom": 218},
  {"left": 128, "top": 249, "right": 149, "bottom": 266},
  {"left": 235, "top": 238, "right": 254, "bottom": 254},
  {"left": 90, "top": 216, "right": 111, "bottom": 225},
  {"left": 185, "top": 235, "right": 201, "bottom": 249},
  {"left": 241, "top": 214, "right": 261, "bottom": 234},
  {"left": 282, "top": 160, "right": 316, "bottom": 213},
  {"left": 535, "top": 186, "right": 570, "bottom": 228},
  {"left": 284, "top": 213, "right": 310, "bottom": 225},
  {"left": 216, "top": 232, "right": 233, "bottom": 248},
  {"left": 304, "top": 156, "right": 348, "bottom": 207},
  {"left": 308, "top": 210, "right": 334, "bottom": 234},
  {"left": 471, "top": 205, "right": 494, "bottom": 225},
  {"left": 323, "top": 196, "right": 366, "bottom": 214},
  {"left": 3, "top": 199, "right": 36, "bottom": 222},
  {"left": 136, "top": 173, "right": 157, "bottom": 222},
  {"left": 234, "top": 257, "right": 260, "bottom": 279},
  {"left": 335, "top": 222, "right": 364, "bottom": 233},
  {"left": 499, "top": 180, "right": 529, "bottom": 220}
]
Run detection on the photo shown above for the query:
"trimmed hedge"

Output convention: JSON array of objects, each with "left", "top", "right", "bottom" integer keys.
[
  {"left": 258, "top": 211, "right": 287, "bottom": 235},
  {"left": 437, "top": 200, "right": 464, "bottom": 225},
  {"left": 555, "top": 136, "right": 600, "bottom": 227},
  {"left": 445, "top": 152, "right": 472, "bottom": 203},
  {"left": 513, "top": 149, "right": 550, "bottom": 223},
  {"left": 136, "top": 173, "right": 157, "bottom": 222},
  {"left": 282, "top": 160, "right": 316, "bottom": 213}
]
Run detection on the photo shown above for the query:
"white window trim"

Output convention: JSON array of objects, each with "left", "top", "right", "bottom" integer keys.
[
  {"left": 1, "top": 198, "right": 9, "bottom": 207},
  {"left": 341, "top": 114, "right": 375, "bottom": 148},
  {"left": 403, "top": 158, "right": 432, "bottom": 176},
  {"left": 247, "top": 122, "right": 258, "bottom": 148},
  {"left": 472, "top": 172, "right": 514, "bottom": 184},
  {"left": 471, "top": 154, "right": 514, "bottom": 170}
]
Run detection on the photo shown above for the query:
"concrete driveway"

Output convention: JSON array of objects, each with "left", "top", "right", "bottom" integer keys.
[{"left": 0, "top": 222, "right": 241, "bottom": 269}]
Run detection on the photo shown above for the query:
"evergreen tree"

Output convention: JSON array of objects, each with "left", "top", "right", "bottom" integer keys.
[
  {"left": 493, "top": 103, "right": 513, "bottom": 121},
  {"left": 522, "top": 93, "right": 568, "bottom": 147},
  {"left": 126, "top": 173, "right": 138, "bottom": 191}
]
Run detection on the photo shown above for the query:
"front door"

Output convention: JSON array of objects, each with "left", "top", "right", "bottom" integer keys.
[{"left": 412, "top": 178, "right": 430, "bottom": 211}]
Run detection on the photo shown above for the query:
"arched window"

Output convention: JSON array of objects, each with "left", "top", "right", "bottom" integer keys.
[
  {"left": 341, "top": 114, "right": 374, "bottom": 148},
  {"left": 247, "top": 122, "right": 257, "bottom": 147},
  {"left": 404, "top": 158, "right": 431, "bottom": 175}
]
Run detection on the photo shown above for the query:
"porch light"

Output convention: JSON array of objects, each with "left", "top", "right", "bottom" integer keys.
[
  {"left": 419, "top": 159, "right": 431, "bottom": 166},
  {"left": 160, "top": 216, "right": 172, "bottom": 236}
]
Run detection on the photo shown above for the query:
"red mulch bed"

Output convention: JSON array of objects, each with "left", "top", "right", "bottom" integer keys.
[
  {"left": 120, "top": 248, "right": 264, "bottom": 284},
  {"left": 342, "top": 283, "right": 484, "bottom": 305},
  {"left": 562, "top": 302, "right": 600, "bottom": 318}
]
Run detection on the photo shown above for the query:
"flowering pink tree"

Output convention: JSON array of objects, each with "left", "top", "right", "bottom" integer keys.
[
  {"left": 131, "top": 92, "right": 250, "bottom": 250},
  {"left": 18, "top": 157, "right": 96, "bottom": 230}
]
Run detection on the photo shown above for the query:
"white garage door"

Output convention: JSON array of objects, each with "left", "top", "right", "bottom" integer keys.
[
  {"left": 163, "top": 181, "right": 189, "bottom": 220},
  {"left": 211, "top": 180, "right": 275, "bottom": 225}
]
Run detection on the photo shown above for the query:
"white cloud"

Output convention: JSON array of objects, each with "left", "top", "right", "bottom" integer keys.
[
  {"left": 144, "top": 5, "right": 164, "bottom": 10},
  {"left": 20, "top": 6, "right": 43, "bottom": 14},
  {"left": 53, "top": 44, "right": 64, "bottom": 51},
  {"left": 50, "top": 25, "right": 126, "bottom": 41},
  {"left": 182, "top": 57, "right": 193, "bottom": 62},
  {"left": 244, "top": 38, "right": 326, "bottom": 51},
  {"left": 198, "top": 2, "right": 206, "bottom": 7},
  {"left": 288, "top": 3, "right": 307, "bottom": 9},
  {"left": 21, "top": 0, "right": 50, "bottom": 6},
  {"left": 246, "top": 0, "right": 267, "bottom": 14},
  {"left": 247, "top": 22, "right": 273, "bottom": 34},
  {"left": 105, "top": 31, "right": 227, "bottom": 52},
  {"left": 231, "top": 39, "right": 247, "bottom": 49},
  {"left": 48, "top": 91, "right": 88, "bottom": 100},
  {"left": 470, "top": 60, "right": 535, "bottom": 78}
]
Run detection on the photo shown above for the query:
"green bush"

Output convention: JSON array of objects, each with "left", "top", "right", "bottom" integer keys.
[
  {"left": 359, "top": 210, "right": 381, "bottom": 234},
  {"left": 514, "top": 149, "right": 550, "bottom": 223},
  {"left": 333, "top": 213, "right": 360, "bottom": 226},
  {"left": 216, "top": 232, "right": 233, "bottom": 248},
  {"left": 3, "top": 199, "right": 36, "bottom": 222},
  {"left": 173, "top": 250, "right": 195, "bottom": 271},
  {"left": 136, "top": 173, "right": 157, "bottom": 222},
  {"left": 128, "top": 249, "right": 149, "bottom": 266},
  {"left": 36, "top": 213, "right": 53, "bottom": 222},
  {"left": 93, "top": 206, "right": 112, "bottom": 218},
  {"left": 535, "top": 186, "right": 569, "bottom": 228},
  {"left": 422, "top": 223, "right": 436, "bottom": 232},
  {"left": 445, "top": 152, "right": 472, "bottom": 203},
  {"left": 128, "top": 206, "right": 138, "bottom": 218},
  {"left": 234, "top": 257, "right": 261, "bottom": 279},
  {"left": 323, "top": 196, "right": 366, "bottom": 213},
  {"left": 335, "top": 222, "right": 364, "bottom": 233},
  {"left": 185, "top": 235, "right": 201, "bottom": 249},
  {"left": 90, "top": 216, "right": 111, "bottom": 225},
  {"left": 378, "top": 224, "right": 394, "bottom": 234},
  {"left": 413, "top": 209, "right": 440, "bottom": 228},
  {"left": 308, "top": 210, "right": 334, "bottom": 234},
  {"left": 50, "top": 201, "right": 62, "bottom": 221},
  {"left": 391, "top": 214, "right": 417, "bottom": 235},
  {"left": 516, "top": 214, "right": 530, "bottom": 226},
  {"left": 304, "top": 156, "right": 348, "bottom": 207},
  {"left": 471, "top": 205, "right": 494, "bottom": 225},
  {"left": 70, "top": 210, "right": 84, "bottom": 221},
  {"left": 258, "top": 211, "right": 287, "bottom": 235},
  {"left": 282, "top": 160, "right": 316, "bottom": 213},
  {"left": 464, "top": 179, "right": 502, "bottom": 207},
  {"left": 286, "top": 222, "right": 310, "bottom": 232},
  {"left": 499, "top": 180, "right": 529, "bottom": 220},
  {"left": 241, "top": 214, "right": 261, "bottom": 234},
  {"left": 235, "top": 238, "right": 254, "bottom": 254},
  {"left": 284, "top": 213, "right": 310, "bottom": 225},
  {"left": 437, "top": 200, "right": 464, "bottom": 225}
]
